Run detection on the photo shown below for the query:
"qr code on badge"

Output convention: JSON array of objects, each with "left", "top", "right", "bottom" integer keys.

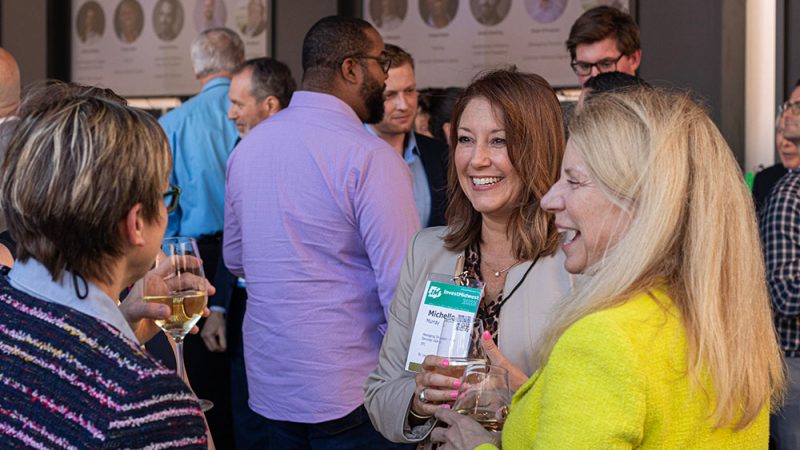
[{"left": 455, "top": 315, "right": 471, "bottom": 332}]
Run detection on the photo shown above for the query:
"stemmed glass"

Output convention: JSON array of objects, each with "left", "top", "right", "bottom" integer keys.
[
  {"left": 144, "top": 236, "right": 213, "bottom": 411},
  {"left": 453, "top": 364, "right": 511, "bottom": 432},
  {"left": 435, "top": 317, "right": 487, "bottom": 379}
]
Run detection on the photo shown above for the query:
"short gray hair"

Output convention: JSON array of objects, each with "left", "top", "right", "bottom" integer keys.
[
  {"left": 191, "top": 27, "right": 244, "bottom": 78},
  {"left": 232, "top": 58, "right": 296, "bottom": 108}
]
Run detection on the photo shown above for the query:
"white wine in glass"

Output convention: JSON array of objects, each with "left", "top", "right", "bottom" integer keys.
[
  {"left": 144, "top": 236, "right": 213, "bottom": 411},
  {"left": 454, "top": 364, "right": 511, "bottom": 432}
]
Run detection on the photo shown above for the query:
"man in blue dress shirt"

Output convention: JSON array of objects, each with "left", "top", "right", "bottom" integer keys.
[{"left": 157, "top": 26, "right": 243, "bottom": 448}]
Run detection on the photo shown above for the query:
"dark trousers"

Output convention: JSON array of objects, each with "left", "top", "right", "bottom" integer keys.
[
  {"left": 146, "top": 235, "right": 235, "bottom": 449},
  {"left": 240, "top": 404, "right": 415, "bottom": 450},
  {"left": 228, "top": 285, "right": 266, "bottom": 449}
]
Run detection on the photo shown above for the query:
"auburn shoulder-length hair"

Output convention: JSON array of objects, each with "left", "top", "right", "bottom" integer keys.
[{"left": 443, "top": 68, "right": 564, "bottom": 260}]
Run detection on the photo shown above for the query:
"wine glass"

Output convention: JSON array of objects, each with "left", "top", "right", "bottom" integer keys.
[
  {"left": 434, "top": 317, "right": 487, "bottom": 379},
  {"left": 144, "top": 236, "right": 213, "bottom": 411},
  {"left": 453, "top": 364, "right": 511, "bottom": 432}
]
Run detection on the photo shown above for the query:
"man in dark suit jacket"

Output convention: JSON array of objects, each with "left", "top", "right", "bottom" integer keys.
[{"left": 366, "top": 44, "right": 448, "bottom": 227}]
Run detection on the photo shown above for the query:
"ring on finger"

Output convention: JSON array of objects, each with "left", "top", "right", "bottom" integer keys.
[{"left": 418, "top": 388, "right": 428, "bottom": 403}]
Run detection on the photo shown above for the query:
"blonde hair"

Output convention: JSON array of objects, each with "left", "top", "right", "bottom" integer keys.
[
  {"left": 2, "top": 91, "right": 171, "bottom": 284},
  {"left": 534, "top": 87, "right": 785, "bottom": 429}
]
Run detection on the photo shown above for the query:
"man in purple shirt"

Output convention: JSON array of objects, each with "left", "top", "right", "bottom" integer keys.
[{"left": 223, "top": 16, "right": 420, "bottom": 449}]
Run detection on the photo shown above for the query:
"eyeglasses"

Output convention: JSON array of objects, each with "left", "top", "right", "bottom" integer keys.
[
  {"left": 570, "top": 54, "right": 625, "bottom": 77},
  {"left": 342, "top": 52, "right": 392, "bottom": 73},
  {"left": 163, "top": 184, "right": 181, "bottom": 213},
  {"left": 781, "top": 100, "right": 800, "bottom": 115}
]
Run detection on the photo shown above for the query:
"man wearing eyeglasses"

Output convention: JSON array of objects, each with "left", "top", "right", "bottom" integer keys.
[
  {"left": 782, "top": 82, "right": 800, "bottom": 145},
  {"left": 760, "top": 78, "right": 800, "bottom": 450},
  {"left": 565, "top": 5, "right": 641, "bottom": 87},
  {"left": 223, "top": 16, "right": 419, "bottom": 449}
]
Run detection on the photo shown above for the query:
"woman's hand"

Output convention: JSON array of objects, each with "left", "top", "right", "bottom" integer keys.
[
  {"left": 121, "top": 258, "right": 215, "bottom": 343},
  {"left": 480, "top": 331, "right": 529, "bottom": 392},
  {"left": 411, "top": 355, "right": 463, "bottom": 418},
  {"left": 430, "top": 407, "right": 498, "bottom": 450}
]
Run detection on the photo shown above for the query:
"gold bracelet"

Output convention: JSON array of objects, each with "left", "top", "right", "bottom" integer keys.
[{"left": 408, "top": 408, "right": 433, "bottom": 420}]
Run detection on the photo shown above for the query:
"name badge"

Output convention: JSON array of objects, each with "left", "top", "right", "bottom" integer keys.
[{"left": 405, "top": 273, "right": 483, "bottom": 372}]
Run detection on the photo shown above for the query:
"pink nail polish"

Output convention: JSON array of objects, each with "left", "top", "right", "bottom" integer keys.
[
  {"left": 454, "top": 379, "right": 461, "bottom": 388},
  {"left": 483, "top": 330, "right": 491, "bottom": 340},
  {"left": 442, "top": 404, "right": 451, "bottom": 409},
  {"left": 451, "top": 391, "right": 457, "bottom": 399},
  {"left": 441, "top": 359, "right": 449, "bottom": 367}
]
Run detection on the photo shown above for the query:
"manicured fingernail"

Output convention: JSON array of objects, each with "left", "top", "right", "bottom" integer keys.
[
  {"left": 483, "top": 331, "right": 491, "bottom": 340},
  {"left": 441, "top": 359, "right": 449, "bottom": 367},
  {"left": 453, "top": 379, "right": 461, "bottom": 388},
  {"left": 441, "top": 404, "right": 451, "bottom": 409},
  {"left": 450, "top": 391, "right": 458, "bottom": 399}
]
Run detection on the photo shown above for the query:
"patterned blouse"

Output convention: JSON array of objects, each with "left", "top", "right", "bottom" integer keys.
[{"left": 465, "top": 243, "right": 505, "bottom": 344}]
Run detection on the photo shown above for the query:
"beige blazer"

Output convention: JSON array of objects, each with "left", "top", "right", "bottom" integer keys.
[{"left": 364, "top": 227, "right": 573, "bottom": 443}]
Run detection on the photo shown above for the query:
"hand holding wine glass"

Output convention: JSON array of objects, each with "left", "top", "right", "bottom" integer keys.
[
  {"left": 144, "top": 237, "right": 213, "bottom": 411},
  {"left": 122, "top": 259, "right": 214, "bottom": 343},
  {"left": 453, "top": 364, "right": 511, "bottom": 432},
  {"left": 411, "top": 318, "right": 487, "bottom": 419}
]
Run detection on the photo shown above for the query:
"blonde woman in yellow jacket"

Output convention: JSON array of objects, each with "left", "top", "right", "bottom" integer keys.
[{"left": 431, "top": 87, "right": 786, "bottom": 449}]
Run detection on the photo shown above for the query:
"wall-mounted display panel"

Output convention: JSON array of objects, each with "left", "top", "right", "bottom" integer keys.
[
  {"left": 71, "top": 0, "right": 270, "bottom": 96},
  {"left": 364, "top": 0, "right": 630, "bottom": 88}
]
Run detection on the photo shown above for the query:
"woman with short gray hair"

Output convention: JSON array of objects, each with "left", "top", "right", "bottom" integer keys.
[{"left": 0, "top": 91, "right": 210, "bottom": 448}]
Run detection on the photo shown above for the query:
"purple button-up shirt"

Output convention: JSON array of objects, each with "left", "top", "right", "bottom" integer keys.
[{"left": 224, "top": 91, "right": 421, "bottom": 422}]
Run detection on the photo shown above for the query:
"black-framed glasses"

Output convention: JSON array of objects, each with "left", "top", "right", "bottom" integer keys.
[
  {"left": 342, "top": 52, "right": 391, "bottom": 73},
  {"left": 781, "top": 100, "right": 800, "bottom": 115},
  {"left": 163, "top": 184, "right": 181, "bottom": 213},
  {"left": 570, "top": 54, "right": 625, "bottom": 77}
]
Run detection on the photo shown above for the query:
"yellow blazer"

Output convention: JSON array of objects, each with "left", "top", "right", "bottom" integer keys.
[{"left": 477, "top": 288, "right": 768, "bottom": 449}]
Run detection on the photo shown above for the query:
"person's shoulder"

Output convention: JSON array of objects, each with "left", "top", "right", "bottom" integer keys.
[
  {"left": 565, "top": 288, "right": 677, "bottom": 345},
  {"left": 767, "top": 171, "right": 800, "bottom": 204},
  {"left": 413, "top": 226, "right": 449, "bottom": 248},
  {"left": 414, "top": 132, "right": 448, "bottom": 152}
]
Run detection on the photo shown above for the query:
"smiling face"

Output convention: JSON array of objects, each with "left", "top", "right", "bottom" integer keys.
[
  {"left": 776, "top": 123, "right": 800, "bottom": 169},
  {"left": 454, "top": 97, "right": 522, "bottom": 222},
  {"left": 782, "top": 86, "right": 800, "bottom": 141},
  {"left": 541, "top": 140, "right": 632, "bottom": 274},
  {"left": 373, "top": 63, "right": 418, "bottom": 137}
]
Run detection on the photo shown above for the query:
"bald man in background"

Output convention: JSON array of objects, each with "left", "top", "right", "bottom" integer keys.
[
  {"left": 0, "top": 48, "right": 20, "bottom": 267},
  {"left": 0, "top": 48, "right": 20, "bottom": 136}
]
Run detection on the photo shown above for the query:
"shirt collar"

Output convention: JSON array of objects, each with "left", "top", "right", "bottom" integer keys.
[
  {"left": 8, "top": 258, "right": 139, "bottom": 343},
  {"left": 201, "top": 76, "right": 231, "bottom": 93},
  {"left": 363, "top": 126, "right": 419, "bottom": 161},
  {"left": 289, "top": 91, "right": 362, "bottom": 125}
]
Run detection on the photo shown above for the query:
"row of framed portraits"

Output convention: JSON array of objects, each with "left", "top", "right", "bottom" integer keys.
[
  {"left": 363, "top": 0, "right": 631, "bottom": 88},
  {"left": 71, "top": 0, "right": 269, "bottom": 97}
]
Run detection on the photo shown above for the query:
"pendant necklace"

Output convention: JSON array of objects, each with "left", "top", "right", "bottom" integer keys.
[{"left": 487, "top": 260, "right": 521, "bottom": 277}]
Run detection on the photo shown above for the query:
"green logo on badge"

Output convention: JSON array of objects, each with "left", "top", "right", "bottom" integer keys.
[{"left": 423, "top": 281, "right": 481, "bottom": 313}]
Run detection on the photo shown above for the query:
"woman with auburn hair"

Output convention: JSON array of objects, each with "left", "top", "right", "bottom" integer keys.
[
  {"left": 364, "top": 68, "right": 572, "bottom": 444},
  {"left": 432, "top": 87, "right": 785, "bottom": 448}
]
